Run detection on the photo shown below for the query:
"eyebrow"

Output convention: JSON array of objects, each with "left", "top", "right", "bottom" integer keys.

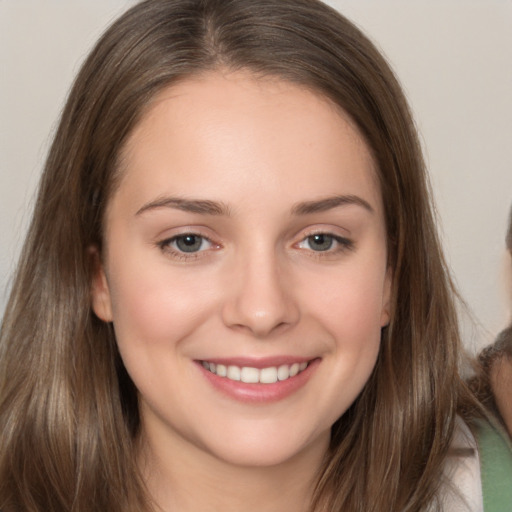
[
  {"left": 136, "top": 197, "right": 230, "bottom": 216},
  {"left": 135, "top": 193, "right": 373, "bottom": 217},
  {"left": 291, "top": 195, "right": 374, "bottom": 215}
]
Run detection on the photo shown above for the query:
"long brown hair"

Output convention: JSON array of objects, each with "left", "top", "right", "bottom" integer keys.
[{"left": 0, "top": 1, "right": 476, "bottom": 510}]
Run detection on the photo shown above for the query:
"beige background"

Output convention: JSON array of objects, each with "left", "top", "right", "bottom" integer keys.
[{"left": 1, "top": 1, "right": 511, "bottom": 352}]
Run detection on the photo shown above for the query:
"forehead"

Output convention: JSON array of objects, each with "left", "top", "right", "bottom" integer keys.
[{"left": 113, "top": 71, "right": 382, "bottom": 216}]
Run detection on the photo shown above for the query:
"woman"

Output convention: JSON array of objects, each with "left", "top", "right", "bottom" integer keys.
[{"left": 0, "top": 0, "right": 493, "bottom": 510}]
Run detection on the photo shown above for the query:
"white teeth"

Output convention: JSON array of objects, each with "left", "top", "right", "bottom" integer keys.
[
  {"left": 260, "top": 367, "right": 278, "bottom": 384},
  {"left": 277, "top": 364, "right": 290, "bottom": 381},
  {"left": 227, "top": 365, "right": 241, "bottom": 381},
  {"left": 202, "top": 361, "right": 310, "bottom": 384},
  {"left": 240, "top": 367, "right": 259, "bottom": 383}
]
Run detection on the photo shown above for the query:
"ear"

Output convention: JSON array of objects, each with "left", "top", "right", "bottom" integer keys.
[
  {"left": 89, "top": 246, "right": 113, "bottom": 322},
  {"left": 380, "top": 267, "right": 393, "bottom": 327}
]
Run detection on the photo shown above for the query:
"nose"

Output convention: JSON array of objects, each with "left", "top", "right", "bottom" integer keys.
[{"left": 221, "top": 250, "right": 300, "bottom": 338}]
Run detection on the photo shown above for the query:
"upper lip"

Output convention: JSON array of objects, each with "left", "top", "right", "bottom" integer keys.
[{"left": 197, "top": 356, "right": 316, "bottom": 369}]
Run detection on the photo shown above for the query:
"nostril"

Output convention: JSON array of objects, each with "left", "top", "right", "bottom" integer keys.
[
  {"left": 220, "top": 258, "right": 301, "bottom": 336},
  {"left": 222, "top": 298, "right": 300, "bottom": 338}
]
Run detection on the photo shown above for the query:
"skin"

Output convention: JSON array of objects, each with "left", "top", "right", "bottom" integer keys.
[
  {"left": 92, "top": 71, "right": 391, "bottom": 512},
  {"left": 491, "top": 356, "right": 512, "bottom": 436}
]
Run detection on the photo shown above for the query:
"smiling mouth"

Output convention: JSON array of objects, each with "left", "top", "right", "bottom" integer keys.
[{"left": 200, "top": 361, "right": 310, "bottom": 384}]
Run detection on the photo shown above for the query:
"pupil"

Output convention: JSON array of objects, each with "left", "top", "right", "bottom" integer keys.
[
  {"left": 177, "top": 235, "right": 202, "bottom": 252},
  {"left": 310, "top": 234, "right": 333, "bottom": 251}
]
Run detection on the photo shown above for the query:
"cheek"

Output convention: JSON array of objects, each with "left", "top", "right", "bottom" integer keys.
[
  {"left": 105, "top": 261, "right": 220, "bottom": 402},
  {"left": 300, "top": 269, "right": 384, "bottom": 430},
  {"left": 106, "top": 254, "right": 215, "bottom": 351},
  {"left": 492, "top": 359, "right": 512, "bottom": 435},
  {"left": 308, "top": 263, "right": 388, "bottom": 335},
  {"left": 302, "top": 259, "right": 387, "bottom": 396}
]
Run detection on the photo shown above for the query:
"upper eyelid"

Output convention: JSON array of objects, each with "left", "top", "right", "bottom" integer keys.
[
  {"left": 294, "top": 221, "right": 351, "bottom": 235},
  {"left": 297, "top": 233, "right": 353, "bottom": 246},
  {"left": 294, "top": 226, "right": 352, "bottom": 241},
  {"left": 156, "top": 226, "right": 217, "bottom": 242},
  {"left": 166, "top": 232, "right": 211, "bottom": 241}
]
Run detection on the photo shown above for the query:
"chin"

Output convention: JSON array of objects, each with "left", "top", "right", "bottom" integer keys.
[{"left": 198, "top": 423, "right": 330, "bottom": 469}]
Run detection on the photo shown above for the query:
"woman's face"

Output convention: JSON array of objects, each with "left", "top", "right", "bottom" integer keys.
[{"left": 92, "top": 71, "right": 391, "bottom": 468}]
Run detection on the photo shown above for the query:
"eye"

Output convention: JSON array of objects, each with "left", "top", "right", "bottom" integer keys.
[
  {"left": 161, "top": 234, "right": 213, "bottom": 254},
  {"left": 302, "top": 234, "right": 334, "bottom": 251},
  {"left": 297, "top": 233, "right": 353, "bottom": 253}
]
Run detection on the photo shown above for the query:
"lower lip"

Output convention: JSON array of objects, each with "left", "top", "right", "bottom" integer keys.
[{"left": 196, "top": 359, "right": 320, "bottom": 403}]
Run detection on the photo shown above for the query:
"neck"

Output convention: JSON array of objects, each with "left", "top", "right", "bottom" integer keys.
[{"left": 139, "top": 425, "right": 328, "bottom": 512}]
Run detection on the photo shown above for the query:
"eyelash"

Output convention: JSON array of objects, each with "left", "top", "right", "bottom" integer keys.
[
  {"left": 157, "top": 233, "right": 217, "bottom": 261},
  {"left": 157, "top": 231, "right": 354, "bottom": 261},
  {"left": 296, "top": 232, "right": 354, "bottom": 256}
]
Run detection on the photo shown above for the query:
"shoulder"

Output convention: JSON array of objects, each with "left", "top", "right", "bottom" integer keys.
[
  {"left": 472, "top": 416, "right": 512, "bottom": 511},
  {"left": 439, "top": 417, "right": 483, "bottom": 512},
  {"left": 440, "top": 416, "right": 512, "bottom": 512}
]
